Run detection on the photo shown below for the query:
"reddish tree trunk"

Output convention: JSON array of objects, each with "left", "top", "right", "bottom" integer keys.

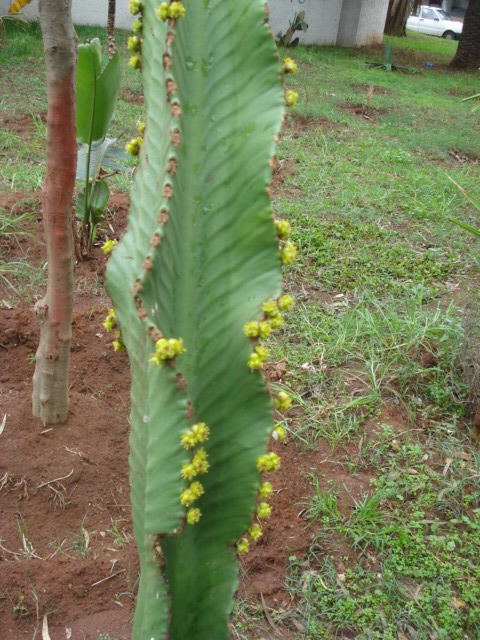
[
  {"left": 32, "top": 0, "right": 77, "bottom": 424},
  {"left": 450, "top": 0, "right": 480, "bottom": 70}
]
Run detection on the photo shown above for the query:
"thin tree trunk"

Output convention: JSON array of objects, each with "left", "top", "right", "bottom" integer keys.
[
  {"left": 450, "top": 0, "right": 480, "bottom": 70},
  {"left": 33, "top": 0, "right": 77, "bottom": 424},
  {"left": 107, "top": 0, "right": 116, "bottom": 60}
]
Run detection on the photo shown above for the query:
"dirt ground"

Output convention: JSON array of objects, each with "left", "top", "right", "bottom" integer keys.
[{"left": 0, "top": 191, "right": 366, "bottom": 639}]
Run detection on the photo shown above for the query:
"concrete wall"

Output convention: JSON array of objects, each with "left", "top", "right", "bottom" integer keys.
[
  {"left": 2, "top": 0, "right": 389, "bottom": 47},
  {"left": 0, "top": 0, "right": 135, "bottom": 30},
  {"left": 267, "top": 0, "right": 389, "bottom": 47},
  {"left": 267, "top": 0, "right": 343, "bottom": 46}
]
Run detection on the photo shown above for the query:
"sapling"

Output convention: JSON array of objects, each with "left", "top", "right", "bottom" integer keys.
[{"left": 106, "top": 0, "right": 298, "bottom": 637}]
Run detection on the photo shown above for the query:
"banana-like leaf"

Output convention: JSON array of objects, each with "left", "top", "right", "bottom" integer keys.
[
  {"left": 75, "top": 179, "right": 109, "bottom": 224},
  {"left": 76, "top": 39, "right": 121, "bottom": 144},
  {"left": 106, "top": 0, "right": 284, "bottom": 637},
  {"left": 8, "top": 0, "right": 32, "bottom": 13},
  {"left": 76, "top": 138, "right": 130, "bottom": 181}
]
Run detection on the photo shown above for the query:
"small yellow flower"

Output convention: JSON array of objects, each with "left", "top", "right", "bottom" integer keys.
[
  {"left": 102, "top": 239, "right": 117, "bottom": 255},
  {"left": 259, "top": 482, "right": 273, "bottom": 499},
  {"left": 247, "top": 353, "right": 263, "bottom": 371},
  {"left": 285, "top": 90, "right": 298, "bottom": 107},
  {"left": 129, "top": 0, "right": 142, "bottom": 15},
  {"left": 180, "top": 482, "right": 204, "bottom": 507},
  {"left": 256, "top": 453, "right": 281, "bottom": 473},
  {"left": 258, "top": 322, "right": 272, "bottom": 339},
  {"left": 132, "top": 18, "right": 142, "bottom": 33},
  {"left": 168, "top": 1, "right": 186, "bottom": 19},
  {"left": 274, "top": 391, "right": 292, "bottom": 412},
  {"left": 269, "top": 313, "right": 284, "bottom": 330},
  {"left": 187, "top": 508, "right": 201, "bottom": 525},
  {"left": 128, "top": 35, "right": 141, "bottom": 52},
  {"left": 191, "top": 422, "right": 210, "bottom": 443},
  {"left": 190, "top": 481, "right": 204, "bottom": 499},
  {"left": 138, "top": 121, "right": 145, "bottom": 135},
  {"left": 255, "top": 345, "right": 269, "bottom": 362},
  {"left": 180, "top": 432, "right": 196, "bottom": 449},
  {"left": 236, "top": 537, "right": 249, "bottom": 554},
  {"left": 273, "top": 425, "right": 286, "bottom": 442},
  {"left": 243, "top": 321, "right": 259, "bottom": 338},
  {"left": 191, "top": 448, "right": 209, "bottom": 475},
  {"left": 249, "top": 523, "right": 263, "bottom": 541},
  {"left": 262, "top": 300, "right": 278, "bottom": 317},
  {"left": 103, "top": 309, "right": 117, "bottom": 332},
  {"left": 156, "top": 2, "right": 168, "bottom": 20},
  {"left": 125, "top": 136, "right": 143, "bottom": 156},
  {"left": 278, "top": 295, "right": 295, "bottom": 312},
  {"left": 128, "top": 55, "right": 141, "bottom": 71},
  {"left": 275, "top": 218, "right": 291, "bottom": 239},
  {"left": 257, "top": 502, "right": 272, "bottom": 519},
  {"left": 181, "top": 463, "right": 196, "bottom": 481},
  {"left": 281, "top": 240, "right": 298, "bottom": 266},
  {"left": 283, "top": 57, "right": 297, "bottom": 74},
  {"left": 180, "top": 488, "right": 195, "bottom": 507},
  {"left": 112, "top": 332, "right": 125, "bottom": 352}
]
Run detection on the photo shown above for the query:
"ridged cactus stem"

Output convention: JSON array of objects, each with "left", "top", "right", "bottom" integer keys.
[{"left": 106, "top": 0, "right": 291, "bottom": 637}]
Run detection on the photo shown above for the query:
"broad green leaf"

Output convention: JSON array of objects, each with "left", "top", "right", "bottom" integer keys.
[
  {"left": 76, "top": 138, "right": 130, "bottom": 181},
  {"left": 76, "top": 39, "right": 120, "bottom": 144}
]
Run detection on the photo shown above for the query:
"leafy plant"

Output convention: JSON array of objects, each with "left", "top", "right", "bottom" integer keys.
[
  {"left": 105, "top": 0, "right": 295, "bottom": 637},
  {"left": 366, "top": 37, "right": 410, "bottom": 72},
  {"left": 75, "top": 38, "right": 127, "bottom": 251}
]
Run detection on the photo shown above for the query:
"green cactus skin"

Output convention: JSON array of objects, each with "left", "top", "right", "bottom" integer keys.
[{"left": 106, "top": 0, "right": 285, "bottom": 637}]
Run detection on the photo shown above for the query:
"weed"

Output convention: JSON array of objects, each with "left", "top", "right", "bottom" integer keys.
[{"left": 67, "top": 515, "right": 96, "bottom": 559}]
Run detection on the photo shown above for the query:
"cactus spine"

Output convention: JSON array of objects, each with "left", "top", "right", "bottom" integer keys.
[{"left": 106, "top": 0, "right": 291, "bottom": 637}]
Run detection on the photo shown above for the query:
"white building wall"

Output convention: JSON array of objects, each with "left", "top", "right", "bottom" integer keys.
[
  {"left": 1, "top": 0, "right": 389, "bottom": 47},
  {"left": 0, "top": 0, "right": 135, "bottom": 30},
  {"left": 267, "top": 0, "right": 343, "bottom": 46}
]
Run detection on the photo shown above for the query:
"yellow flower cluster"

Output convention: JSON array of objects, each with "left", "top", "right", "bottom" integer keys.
[
  {"left": 274, "top": 391, "right": 292, "bottom": 412},
  {"left": 283, "top": 57, "right": 297, "bottom": 74},
  {"left": 257, "top": 452, "right": 281, "bottom": 473},
  {"left": 179, "top": 422, "right": 211, "bottom": 525},
  {"left": 247, "top": 345, "right": 270, "bottom": 372},
  {"left": 285, "top": 90, "right": 298, "bottom": 107},
  {"left": 112, "top": 330, "right": 125, "bottom": 352},
  {"left": 102, "top": 239, "right": 117, "bottom": 255},
  {"left": 149, "top": 337, "right": 185, "bottom": 365},
  {"left": 125, "top": 136, "right": 143, "bottom": 156},
  {"left": 275, "top": 218, "right": 291, "bottom": 239},
  {"left": 128, "top": 0, "right": 142, "bottom": 15},
  {"left": 259, "top": 482, "right": 273, "bottom": 500},
  {"left": 103, "top": 309, "right": 117, "bottom": 332},
  {"left": 257, "top": 502, "right": 272, "bottom": 519},
  {"left": 128, "top": 35, "right": 141, "bottom": 53},
  {"left": 180, "top": 481, "right": 204, "bottom": 507},
  {"left": 272, "top": 425, "right": 286, "bottom": 442},
  {"left": 180, "top": 422, "right": 210, "bottom": 449},
  {"left": 156, "top": 1, "right": 186, "bottom": 21}
]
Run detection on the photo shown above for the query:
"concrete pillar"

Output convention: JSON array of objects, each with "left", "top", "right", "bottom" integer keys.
[
  {"left": 442, "top": 0, "right": 453, "bottom": 13},
  {"left": 336, "top": 0, "right": 390, "bottom": 47}
]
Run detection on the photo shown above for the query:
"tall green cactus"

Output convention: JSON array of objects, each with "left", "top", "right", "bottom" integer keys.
[{"left": 106, "top": 1, "right": 295, "bottom": 637}]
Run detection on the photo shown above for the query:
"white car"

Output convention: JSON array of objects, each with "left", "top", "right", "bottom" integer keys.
[{"left": 406, "top": 6, "right": 463, "bottom": 40}]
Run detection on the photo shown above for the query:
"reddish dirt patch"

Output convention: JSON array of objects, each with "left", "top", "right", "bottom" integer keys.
[
  {"left": 119, "top": 89, "right": 144, "bottom": 105},
  {"left": 340, "top": 103, "right": 393, "bottom": 124},
  {"left": 0, "top": 112, "right": 46, "bottom": 136},
  {"left": 0, "top": 194, "right": 327, "bottom": 638}
]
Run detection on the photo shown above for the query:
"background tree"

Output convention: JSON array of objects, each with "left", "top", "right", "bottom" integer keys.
[
  {"left": 32, "top": 0, "right": 77, "bottom": 424},
  {"left": 385, "top": 0, "right": 420, "bottom": 36},
  {"left": 450, "top": 0, "right": 480, "bottom": 69},
  {"left": 107, "top": 0, "right": 115, "bottom": 59}
]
